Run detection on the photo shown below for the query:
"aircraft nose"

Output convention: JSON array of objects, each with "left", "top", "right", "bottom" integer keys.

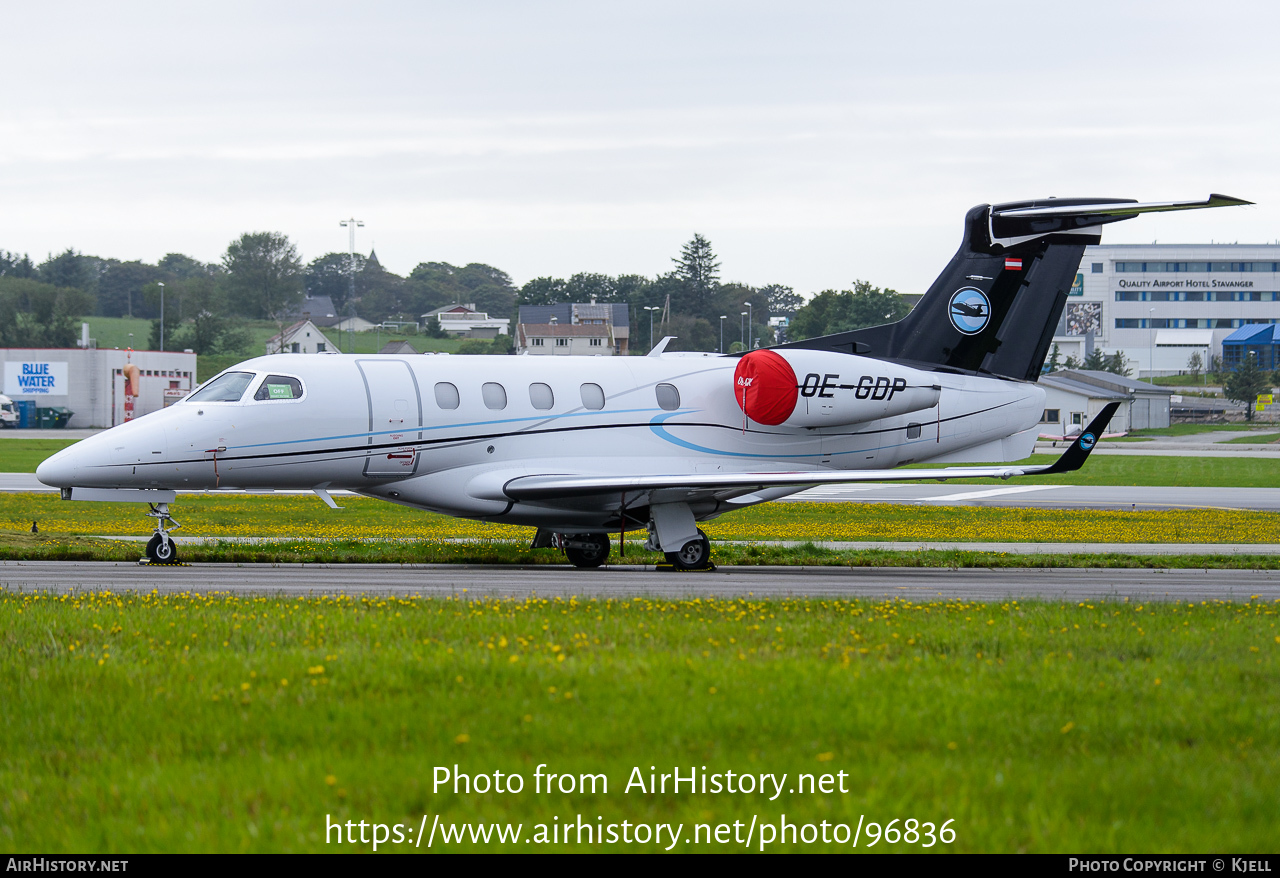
[{"left": 36, "top": 447, "right": 77, "bottom": 488}]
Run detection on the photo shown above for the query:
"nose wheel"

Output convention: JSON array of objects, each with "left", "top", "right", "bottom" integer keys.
[
  {"left": 555, "top": 533, "right": 610, "bottom": 568},
  {"left": 144, "top": 502, "right": 181, "bottom": 564}
]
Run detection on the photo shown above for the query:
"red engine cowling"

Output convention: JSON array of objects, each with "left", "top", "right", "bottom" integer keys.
[{"left": 733, "top": 349, "right": 940, "bottom": 427}]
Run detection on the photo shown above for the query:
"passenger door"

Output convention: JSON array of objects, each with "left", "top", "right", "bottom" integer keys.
[{"left": 357, "top": 359, "right": 422, "bottom": 478}]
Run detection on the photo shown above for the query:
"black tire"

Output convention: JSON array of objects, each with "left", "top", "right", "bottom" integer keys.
[
  {"left": 146, "top": 533, "right": 178, "bottom": 564},
  {"left": 564, "top": 534, "right": 609, "bottom": 568},
  {"left": 665, "top": 529, "right": 712, "bottom": 570}
]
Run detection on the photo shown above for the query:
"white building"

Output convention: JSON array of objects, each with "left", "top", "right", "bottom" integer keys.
[
  {"left": 265, "top": 319, "right": 340, "bottom": 355},
  {"left": 1055, "top": 245, "right": 1280, "bottom": 376},
  {"left": 422, "top": 304, "right": 510, "bottom": 339},
  {"left": 517, "top": 323, "right": 615, "bottom": 355},
  {"left": 2, "top": 348, "right": 197, "bottom": 428}
]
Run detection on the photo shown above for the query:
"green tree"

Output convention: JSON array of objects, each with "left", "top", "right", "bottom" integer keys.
[
  {"left": 1105, "top": 351, "right": 1132, "bottom": 377},
  {"left": 222, "top": 232, "right": 303, "bottom": 320},
  {"left": 1187, "top": 351, "right": 1203, "bottom": 380},
  {"left": 1081, "top": 348, "right": 1108, "bottom": 371},
  {"left": 305, "top": 252, "right": 366, "bottom": 314},
  {"left": 670, "top": 233, "right": 720, "bottom": 313},
  {"left": 763, "top": 283, "right": 803, "bottom": 317},
  {"left": 0, "top": 277, "right": 95, "bottom": 347},
  {"left": 158, "top": 253, "right": 218, "bottom": 280},
  {"left": 788, "top": 281, "right": 909, "bottom": 341},
  {"left": 566, "top": 272, "right": 620, "bottom": 303},
  {"left": 517, "top": 276, "right": 568, "bottom": 307},
  {"left": 97, "top": 260, "right": 164, "bottom": 318},
  {"left": 38, "top": 249, "right": 101, "bottom": 300},
  {"left": 1046, "top": 343, "right": 1063, "bottom": 372},
  {"left": 0, "top": 251, "right": 36, "bottom": 279},
  {"left": 1224, "top": 352, "right": 1272, "bottom": 422}
]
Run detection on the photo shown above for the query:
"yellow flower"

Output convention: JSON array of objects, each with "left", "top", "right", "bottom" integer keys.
[
  {"left": 1061, "top": 722, "right": 1074, "bottom": 734},
  {"left": 816, "top": 752, "right": 835, "bottom": 762},
  {"left": 454, "top": 733, "right": 470, "bottom": 744}
]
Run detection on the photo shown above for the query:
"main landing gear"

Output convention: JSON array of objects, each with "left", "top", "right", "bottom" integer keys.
[
  {"left": 144, "top": 502, "right": 181, "bottom": 563},
  {"left": 665, "top": 529, "right": 712, "bottom": 571}
]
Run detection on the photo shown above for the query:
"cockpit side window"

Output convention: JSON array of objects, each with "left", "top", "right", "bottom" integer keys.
[
  {"left": 253, "top": 374, "right": 304, "bottom": 401},
  {"left": 187, "top": 371, "right": 256, "bottom": 403}
]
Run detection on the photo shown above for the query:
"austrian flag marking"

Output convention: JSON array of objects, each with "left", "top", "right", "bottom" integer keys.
[{"left": 1005, "top": 257, "right": 1022, "bottom": 270}]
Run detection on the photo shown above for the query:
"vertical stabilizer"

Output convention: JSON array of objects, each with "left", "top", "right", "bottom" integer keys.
[{"left": 778, "top": 194, "right": 1251, "bottom": 380}]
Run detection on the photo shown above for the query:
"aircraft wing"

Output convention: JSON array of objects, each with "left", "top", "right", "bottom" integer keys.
[{"left": 499, "top": 403, "right": 1119, "bottom": 502}]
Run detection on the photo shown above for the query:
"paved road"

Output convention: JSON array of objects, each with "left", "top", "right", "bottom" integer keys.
[{"left": 3, "top": 561, "right": 1277, "bottom": 602}]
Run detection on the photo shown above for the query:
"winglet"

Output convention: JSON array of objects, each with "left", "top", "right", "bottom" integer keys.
[
  {"left": 1036, "top": 402, "right": 1121, "bottom": 475},
  {"left": 648, "top": 336, "right": 677, "bottom": 357}
]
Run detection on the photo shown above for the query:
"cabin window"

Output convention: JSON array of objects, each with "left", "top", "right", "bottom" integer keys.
[
  {"left": 580, "top": 383, "right": 605, "bottom": 410},
  {"left": 906, "top": 422, "right": 921, "bottom": 439},
  {"left": 253, "top": 374, "right": 304, "bottom": 401},
  {"left": 188, "top": 371, "right": 255, "bottom": 403},
  {"left": 655, "top": 383, "right": 680, "bottom": 411},
  {"left": 434, "top": 382, "right": 460, "bottom": 410},
  {"left": 529, "top": 383, "right": 554, "bottom": 410},
  {"left": 482, "top": 382, "right": 507, "bottom": 410}
]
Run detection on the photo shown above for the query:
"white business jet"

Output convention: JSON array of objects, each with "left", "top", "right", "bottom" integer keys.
[{"left": 37, "top": 195, "right": 1248, "bottom": 568}]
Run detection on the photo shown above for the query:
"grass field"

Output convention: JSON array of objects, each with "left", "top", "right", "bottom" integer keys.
[
  {"left": 1, "top": 590, "right": 1275, "bottom": 852},
  {"left": 5, "top": 493, "right": 1280, "bottom": 546},
  {"left": 0, "top": 439, "right": 80, "bottom": 473},
  {"left": 1226, "top": 432, "right": 1280, "bottom": 445}
]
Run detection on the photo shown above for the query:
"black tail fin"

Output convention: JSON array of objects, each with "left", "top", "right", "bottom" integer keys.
[{"left": 778, "top": 194, "right": 1250, "bottom": 381}]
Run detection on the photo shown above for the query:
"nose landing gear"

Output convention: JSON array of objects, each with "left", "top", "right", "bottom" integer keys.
[
  {"left": 553, "top": 533, "right": 609, "bottom": 568},
  {"left": 144, "top": 502, "right": 181, "bottom": 564}
]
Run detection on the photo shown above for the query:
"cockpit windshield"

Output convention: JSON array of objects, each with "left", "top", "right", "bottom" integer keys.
[{"left": 187, "top": 371, "right": 256, "bottom": 403}]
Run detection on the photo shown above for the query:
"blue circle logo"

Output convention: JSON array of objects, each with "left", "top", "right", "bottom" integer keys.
[
  {"left": 948, "top": 288, "right": 991, "bottom": 335},
  {"left": 1079, "top": 432, "right": 1096, "bottom": 450}
]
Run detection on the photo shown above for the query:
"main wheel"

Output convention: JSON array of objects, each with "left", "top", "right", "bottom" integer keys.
[
  {"left": 564, "top": 534, "right": 608, "bottom": 568},
  {"left": 665, "top": 529, "right": 712, "bottom": 570},
  {"left": 146, "top": 533, "right": 178, "bottom": 564}
]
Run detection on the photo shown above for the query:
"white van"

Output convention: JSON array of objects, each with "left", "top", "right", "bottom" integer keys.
[{"left": 0, "top": 394, "right": 17, "bottom": 428}]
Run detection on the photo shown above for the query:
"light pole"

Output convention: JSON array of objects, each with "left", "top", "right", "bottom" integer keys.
[
  {"left": 740, "top": 311, "right": 747, "bottom": 348},
  {"left": 340, "top": 217, "right": 364, "bottom": 316},
  {"left": 158, "top": 282, "right": 165, "bottom": 352},
  {"left": 719, "top": 315, "right": 727, "bottom": 353},
  {"left": 1148, "top": 307, "right": 1155, "bottom": 379},
  {"left": 743, "top": 301, "right": 753, "bottom": 349},
  {"left": 644, "top": 306, "right": 659, "bottom": 350}
]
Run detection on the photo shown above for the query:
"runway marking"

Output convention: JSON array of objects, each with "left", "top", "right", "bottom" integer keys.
[{"left": 918, "top": 485, "right": 1064, "bottom": 502}]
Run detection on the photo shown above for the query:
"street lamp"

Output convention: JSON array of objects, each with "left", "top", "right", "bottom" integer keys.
[
  {"left": 743, "top": 301, "right": 753, "bottom": 349},
  {"left": 1148, "top": 307, "right": 1155, "bottom": 379},
  {"left": 157, "top": 282, "right": 165, "bottom": 352},
  {"left": 644, "top": 306, "right": 659, "bottom": 350},
  {"left": 740, "top": 311, "right": 747, "bottom": 348},
  {"left": 719, "top": 315, "right": 727, "bottom": 353}
]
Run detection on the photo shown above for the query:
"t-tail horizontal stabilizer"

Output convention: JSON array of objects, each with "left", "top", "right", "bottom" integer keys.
[{"left": 1027, "top": 402, "right": 1121, "bottom": 476}]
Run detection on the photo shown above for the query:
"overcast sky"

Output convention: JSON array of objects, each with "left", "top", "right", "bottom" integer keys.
[{"left": 3, "top": 1, "right": 1278, "bottom": 297}]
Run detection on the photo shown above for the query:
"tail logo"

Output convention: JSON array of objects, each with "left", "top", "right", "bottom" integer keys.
[
  {"left": 948, "top": 287, "right": 991, "bottom": 335},
  {"left": 1079, "top": 432, "right": 1096, "bottom": 450}
]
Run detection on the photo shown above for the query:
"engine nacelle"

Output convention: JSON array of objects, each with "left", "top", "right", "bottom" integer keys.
[{"left": 733, "top": 349, "right": 940, "bottom": 428}]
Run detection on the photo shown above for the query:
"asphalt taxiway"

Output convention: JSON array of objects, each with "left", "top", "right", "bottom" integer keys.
[{"left": 3, "top": 561, "right": 1277, "bottom": 602}]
